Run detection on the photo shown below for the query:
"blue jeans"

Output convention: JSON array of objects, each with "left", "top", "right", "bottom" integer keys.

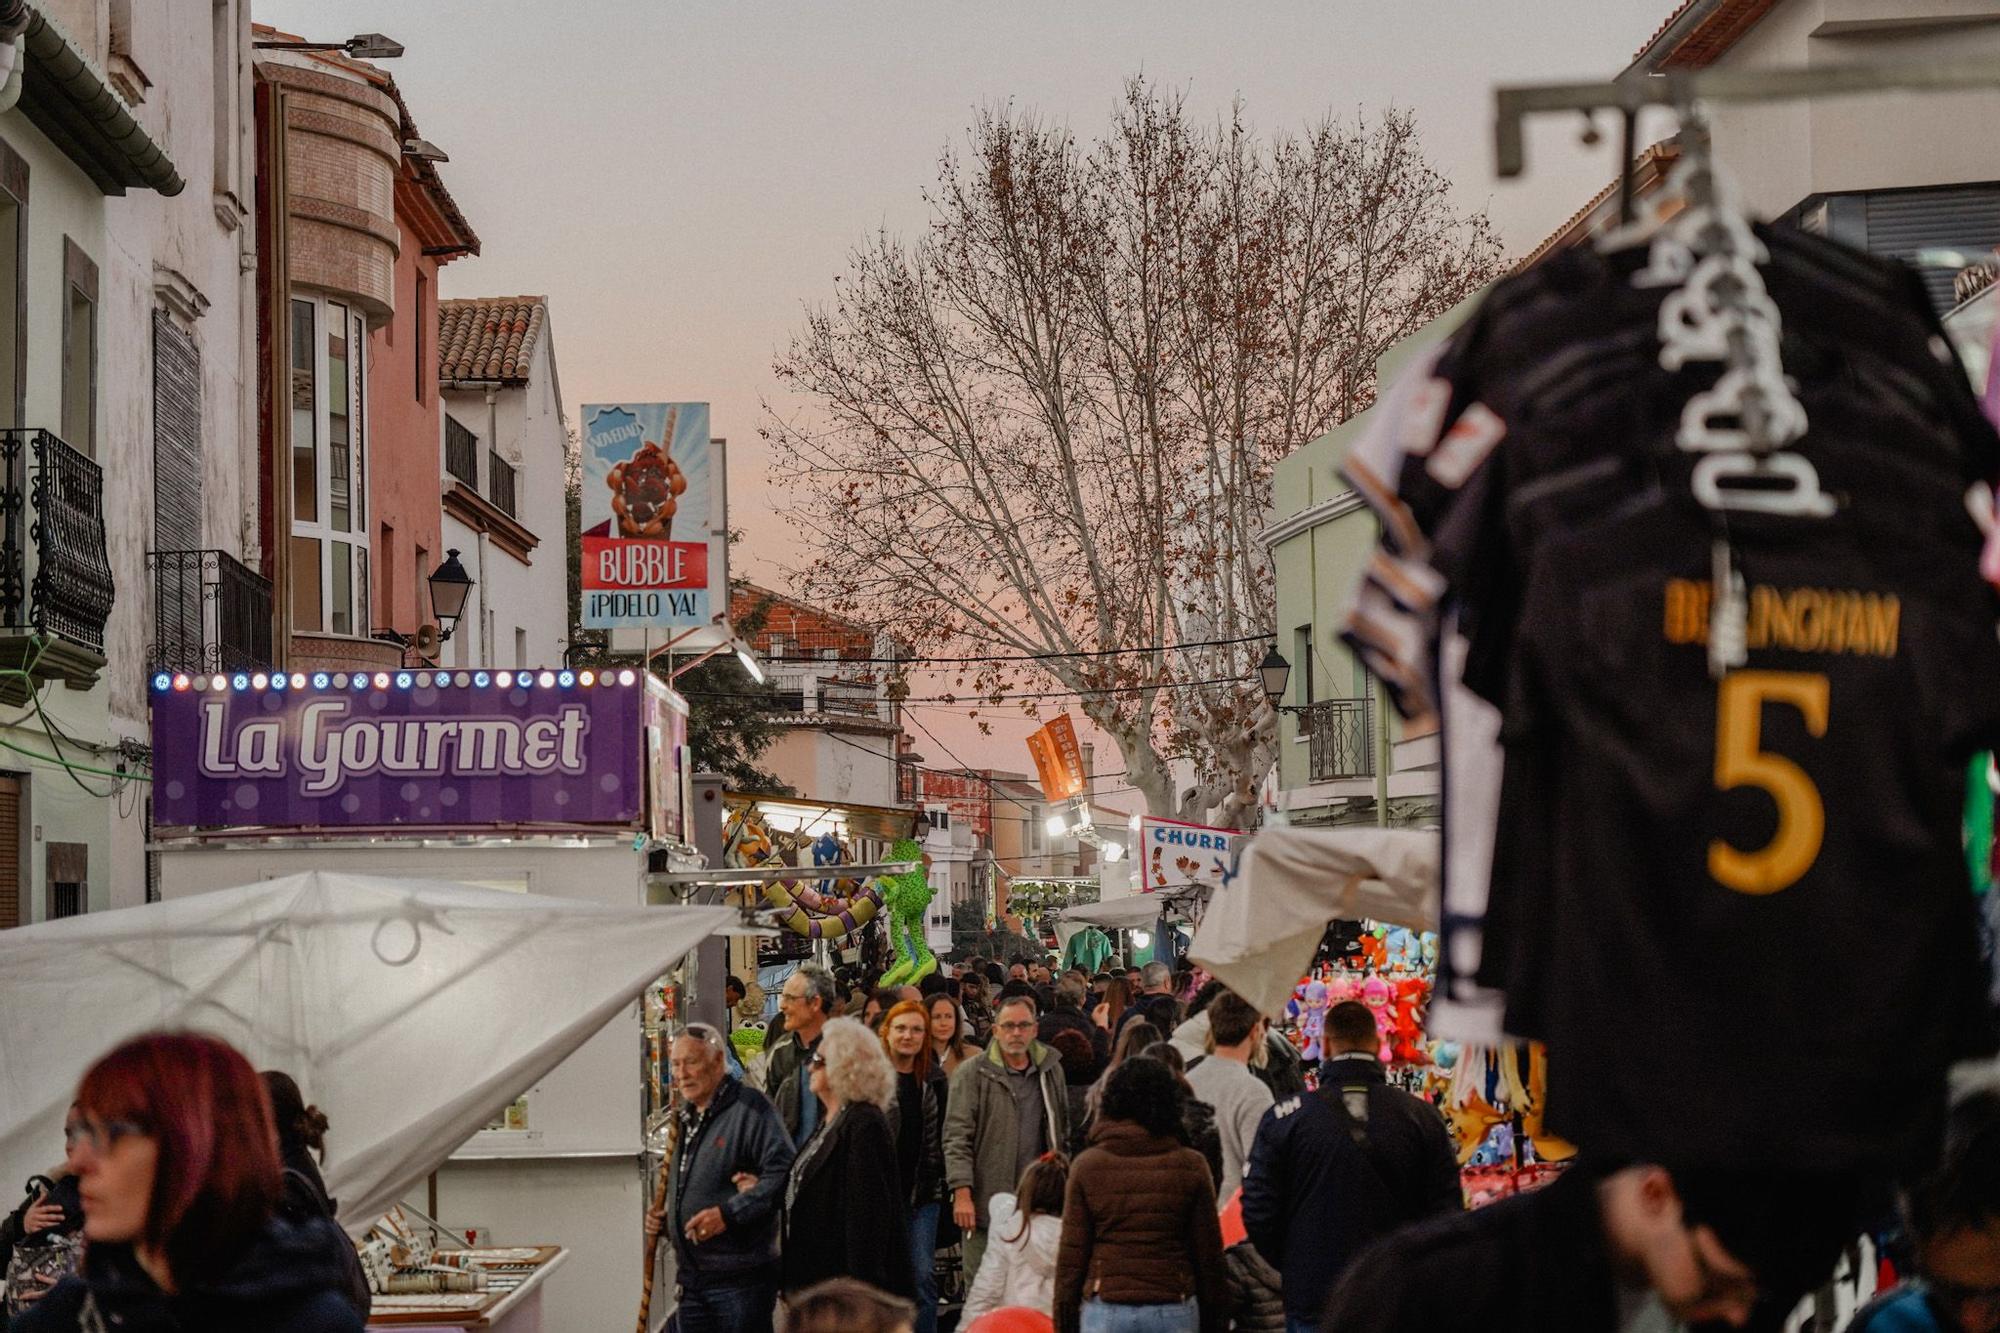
[
  {"left": 673, "top": 1274, "right": 776, "bottom": 1333},
  {"left": 1080, "top": 1296, "right": 1199, "bottom": 1333},
  {"left": 907, "top": 1200, "right": 941, "bottom": 1333}
]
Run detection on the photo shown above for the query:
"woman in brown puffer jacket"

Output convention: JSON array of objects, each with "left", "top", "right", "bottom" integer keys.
[{"left": 1053, "top": 1056, "right": 1225, "bottom": 1333}]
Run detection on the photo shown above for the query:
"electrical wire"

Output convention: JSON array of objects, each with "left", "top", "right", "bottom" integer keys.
[
  {"left": 753, "top": 631, "right": 1274, "bottom": 668},
  {"left": 680, "top": 673, "right": 1254, "bottom": 707}
]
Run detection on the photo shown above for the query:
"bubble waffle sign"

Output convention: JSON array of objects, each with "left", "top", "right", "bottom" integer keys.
[
  {"left": 150, "top": 668, "right": 646, "bottom": 831},
  {"left": 579, "top": 402, "right": 719, "bottom": 628}
]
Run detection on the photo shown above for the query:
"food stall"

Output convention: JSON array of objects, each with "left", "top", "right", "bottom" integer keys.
[{"left": 144, "top": 665, "right": 710, "bottom": 1330}]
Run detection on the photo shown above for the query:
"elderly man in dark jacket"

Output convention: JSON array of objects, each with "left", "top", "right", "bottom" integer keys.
[
  {"left": 651, "top": 1025, "right": 796, "bottom": 1333},
  {"left": 1038, "top": 977, "right": 1110, "bottom": 1062},
  {"left": 1241, "top": 1001, "right": 1461, "bottom": 1332}
]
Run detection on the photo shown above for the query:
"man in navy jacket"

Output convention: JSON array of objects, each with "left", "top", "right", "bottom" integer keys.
[
  {"left": 1241, "top": 1001, "right": 1461, "bottom": 1332},
  {"left": 651, "top": 1025, "right": 796, "bottom": 1333}
]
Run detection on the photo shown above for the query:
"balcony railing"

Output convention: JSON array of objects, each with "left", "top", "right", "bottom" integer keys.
[
  {"left": 0, "top": 428, "right": 113, "bottom": 655},
  {"left": 149, "top": 549, "right": 274, "bottom": 676},
  {"left": 1305, "top": 698, "right": 1374, "bottom": 782},
  {"left": 445, "top": 415, "right": 478, "bottom": 486},
  {"left": 489, "top": 451, "right": 517, "bottom": 517}
]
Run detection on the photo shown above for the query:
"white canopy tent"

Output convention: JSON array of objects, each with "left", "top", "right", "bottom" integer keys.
[
  {"left": 1060, "top": 893, "right": 1196, "bottom": 932},
  {"left": 1188, "top": 827, "right": 1439, "bottom": 1018},
  {"left": 0, "top": 872, "right": 733, "bottom": 1229}
]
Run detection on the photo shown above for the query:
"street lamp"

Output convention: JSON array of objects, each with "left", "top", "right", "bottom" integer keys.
[
  {"left": 254, "top": 32, "right": 405, "bottom": 59},
  {"left": 427, "top": 549, "right": 474, "bottom": 642},
  {"left": 1259, "top": 647, "right": 1292, "bottom": 709}
]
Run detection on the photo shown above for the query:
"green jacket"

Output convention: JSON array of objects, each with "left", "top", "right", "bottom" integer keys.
[{"left": 942, "top": 1040, "right": 1069, "bottom": 1228}]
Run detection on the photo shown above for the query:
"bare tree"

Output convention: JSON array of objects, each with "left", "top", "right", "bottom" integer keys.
[{"left": 768, "top": 79, "right": 1501, "bottom": 825}]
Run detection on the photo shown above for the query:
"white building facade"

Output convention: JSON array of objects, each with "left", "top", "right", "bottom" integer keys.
[
  {"left": 437, "top": 296, "right": 569, "bottom": 670},
  {"left": 0, "top": 0, "right": 261, "bottom": 925}
]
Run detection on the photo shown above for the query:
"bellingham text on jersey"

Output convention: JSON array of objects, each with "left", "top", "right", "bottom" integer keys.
[{"left": 1662, "top": 580, "right": 1902, "bottom": 658}]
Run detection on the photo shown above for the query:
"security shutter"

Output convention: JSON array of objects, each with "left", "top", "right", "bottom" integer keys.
[
  {"left": 153, "top": 312, "right": 201, "bottom": 553},
  {"left": 1863, "top": 185, "right": 2000, "bottom": 313},
  {"left": 0, "top": 776, "right": 17, "bottom": 928}
]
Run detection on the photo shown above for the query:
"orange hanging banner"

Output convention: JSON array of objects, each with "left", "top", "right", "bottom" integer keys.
[{"left": 1026, "top": 714, "right": 1087, "bottom": 803}]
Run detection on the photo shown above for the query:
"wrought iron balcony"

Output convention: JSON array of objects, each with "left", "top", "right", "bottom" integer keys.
[
  {"left": 1304, "top": 698, "right": 1375, "bottom": 782},
  {"left": 0, "top": 428, "right": 113, "bottom": 694},
  {"left": 149, "top": 549, "right": 274, "bottom": 676}
]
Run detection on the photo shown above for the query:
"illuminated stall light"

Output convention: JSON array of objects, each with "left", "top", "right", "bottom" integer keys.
[
  {"left": 312, "top": 673, "right": 331, "bottom": 689},
  {"left": 251, "top": 673, "right": 268, "bottom": 690},
  {"left": 617, "top": 669, "right": 637, "bottom": 686},
  {"left": 537, "top": 670, "right": 556, "bottom": 688},
  {"left": 578, "top": 670, "right": 596, "bottom": 687},
  {"left": 558, "top": 670, "right": 575, "bottom": 687},
  {"left": 232, "top": 674, "right": 250, "bottom": 691},
  {"left": 372, "top": 673, "right": 391, "bottom": 689},
  {"left": 473, "top": 672, "right": 490, "bottom": 688},
  {"left": 152, "top": 673, "right": 171, "bottom": 692},
  {"left": 495, "top": 671, "right": 514, "bottom": 688},
  {"left": 171, "top": 674, "right": 192, "bottom": 691}
]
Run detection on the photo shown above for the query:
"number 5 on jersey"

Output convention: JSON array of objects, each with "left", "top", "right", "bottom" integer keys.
[{"left": 1709, "top": 670, "right": 1830, "bottom": 895}]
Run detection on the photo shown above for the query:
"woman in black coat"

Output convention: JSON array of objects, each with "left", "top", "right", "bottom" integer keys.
[{"left": 780, "top": 1017, "right": 914, "bottom": 1301}]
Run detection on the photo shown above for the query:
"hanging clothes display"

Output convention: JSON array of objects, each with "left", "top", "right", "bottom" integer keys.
[{"left": 1339, "top": 133, "right": 2000, "bottom": 1179}]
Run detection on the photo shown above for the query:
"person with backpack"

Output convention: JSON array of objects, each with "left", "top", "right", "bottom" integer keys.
[
  {"left": 1240, "top": 1001, "right": 1461, "bottom": 1333},
  {"left": 959, "top": 1152, "right": 1067, "bottom": 1325}
]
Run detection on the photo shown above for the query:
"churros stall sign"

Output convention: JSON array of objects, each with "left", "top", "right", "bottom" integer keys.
[{"left": 580, "top": 403, "right": 718, "bottom": 628}]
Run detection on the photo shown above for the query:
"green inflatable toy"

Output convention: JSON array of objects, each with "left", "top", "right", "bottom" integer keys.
[{"left": 878, "top": 838, "right": 938, "bottom": 986}]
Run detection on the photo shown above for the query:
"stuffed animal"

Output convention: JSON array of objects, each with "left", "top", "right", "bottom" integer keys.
[{"left": 1287, "top": 978, "right": 1332, "bottom": 1062}]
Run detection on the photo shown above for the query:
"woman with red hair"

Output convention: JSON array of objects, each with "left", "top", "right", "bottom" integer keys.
[
  {"left": 10, "top": 1032, "right": 364, "bottom": 1332},
  {"left": 882, "top": 1000, "right": 948, "bottom": 1333}
]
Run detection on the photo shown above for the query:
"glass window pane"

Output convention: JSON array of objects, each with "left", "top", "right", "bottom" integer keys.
[
  {"left": 330, "top": 540, "right": 351, "bottom": 636},
  {"left": 351, "top": 310, "right": 367, "bottom": 527},
  {"left": 327, "top": 302, "right": 349, "bottom": 533},
  {"left": 290, "top": 535, "right": 322, "bottom": 633},
  {"left": 356, "top": 546, "right": 369, "bottom": 634},
  {"left": 290, "top": 299, "right": 317, "bottom": 524}
]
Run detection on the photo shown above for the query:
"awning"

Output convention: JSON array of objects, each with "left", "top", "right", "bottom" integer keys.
[
  {"left": 1188, "top": 827, "right": 1438, "bottom": 1018},
  {"left": 17, "top": 7, "right": 183, "bottom": 196},
  {"left": 0, "top": 873, "right": 732, "bottom": 1228},
  {"left": 1064, "top": 893, "right": 1192, "bottom": 931}
]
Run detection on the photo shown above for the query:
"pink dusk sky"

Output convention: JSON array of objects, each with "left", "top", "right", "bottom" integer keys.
[{"left": 255, "top": 0, "right": 1669, "bottom": 793}]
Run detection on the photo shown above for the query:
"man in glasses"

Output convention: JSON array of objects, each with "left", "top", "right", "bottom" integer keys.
[
  {"left": 765, "top": 964, "right": 836, "bottom": 1143},
  {"left": 1320, "top": 1158, "right": 1862, "bottom": 1331},
  {"left": 942, "top": 992, "right": 1069, "bottom": 1288},
  {"left": 650, "top": 1024, "right": 795, "bottom": 1333},
  {"left": 1852, "top": 1090, "right": 2000, "bottom": 1333}
]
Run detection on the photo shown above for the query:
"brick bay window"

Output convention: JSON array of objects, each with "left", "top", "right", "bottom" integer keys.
[{"left": 289, "top": 294, "right": 370, "bottom": 637}]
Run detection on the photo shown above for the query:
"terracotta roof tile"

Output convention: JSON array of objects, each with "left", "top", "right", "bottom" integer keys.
[
  {"left": 437, "top": 297, "right": 547, "bottom": 385},
  {"left": 1630, "top": 0, "right": 1781, "bottom": 71}
]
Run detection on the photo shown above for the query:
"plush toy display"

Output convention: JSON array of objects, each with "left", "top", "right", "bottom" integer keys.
[
  {"left": 724, "top": 808, "right": 883, "bottom": 940},
  {"left": 878, "top": 838, "right": 937, "bottom": 986},
  {"left": 1287, "top": 979, "right": 1331, "bottom": 1062}
]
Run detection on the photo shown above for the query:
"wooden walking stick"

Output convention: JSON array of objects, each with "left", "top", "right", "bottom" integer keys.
[{"left": 636, "top": 1090, "right": 683, "bottom": 1333}]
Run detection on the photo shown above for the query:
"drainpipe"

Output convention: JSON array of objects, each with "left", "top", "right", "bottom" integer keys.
[
  {"left": 441, "top": 377, "right": 505, "bottom": 664},
  {"left": 0, "top": 1, "right": 30, "bottom": 115}
]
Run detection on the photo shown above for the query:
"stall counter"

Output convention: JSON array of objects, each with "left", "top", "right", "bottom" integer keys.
[{"left": 365, "top": 1247, "right": 568, "bottom": 1331}]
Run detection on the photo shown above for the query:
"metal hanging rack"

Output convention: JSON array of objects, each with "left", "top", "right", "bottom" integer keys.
[
  {"left": 1494, "top": 55, "right": 2000, "bottom": 677},
  {"left": 1496, "top": 55, "right": 2000, "bottom": 182}
]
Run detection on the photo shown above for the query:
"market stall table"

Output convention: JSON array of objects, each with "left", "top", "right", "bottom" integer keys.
[{"left": 366, "top": 1247, "right": 568, "bottom": 1331}]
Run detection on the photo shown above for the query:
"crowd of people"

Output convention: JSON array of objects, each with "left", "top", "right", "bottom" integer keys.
[
  {"left": 1, "top": 951, "right": 1994, "bottom": 1333},
  {"left": 662, "top": 951, "right": 2000, "bottom": 1333}
]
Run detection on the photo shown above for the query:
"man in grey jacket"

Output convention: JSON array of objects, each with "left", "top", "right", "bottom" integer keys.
[{"left": 943, "top": 993, "right": 1069, "bottom": 1285}]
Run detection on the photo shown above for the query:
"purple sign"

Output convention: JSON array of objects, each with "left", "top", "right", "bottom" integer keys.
[{"left": 150, "top": 668, "right": 646, "bottom": 831}]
